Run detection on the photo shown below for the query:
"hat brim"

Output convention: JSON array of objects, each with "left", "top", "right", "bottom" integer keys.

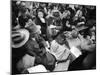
[{"left": 12, "top": 29, "right": 30, "bottom": 48}]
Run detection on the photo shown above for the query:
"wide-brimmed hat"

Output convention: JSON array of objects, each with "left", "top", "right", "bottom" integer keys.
[{"left": 12, "top": 29, "right": 30, "bottom": 48}]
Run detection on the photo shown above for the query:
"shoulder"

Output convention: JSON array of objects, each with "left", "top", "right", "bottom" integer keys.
[{"left": 25, "top": 39, "right": 39, "bottom": 49}]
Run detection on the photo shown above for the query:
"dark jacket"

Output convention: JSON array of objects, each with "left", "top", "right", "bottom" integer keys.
[
  {"left": 35, "top": 17, "right": 47, "bottom": 35},
  {"left": 24, "top": 35, "right": 56, "bottom": 71},
  {"left": 62, "top": 18, "right": 72, "bottom": 31}
]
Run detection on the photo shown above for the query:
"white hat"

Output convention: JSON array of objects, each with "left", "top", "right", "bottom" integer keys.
[{"left": 12, "top": 29, "right": 30, "bottom": 48}]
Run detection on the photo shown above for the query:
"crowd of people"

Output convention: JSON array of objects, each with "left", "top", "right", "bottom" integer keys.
[{"left": 12, "top": 0, "right": 96, "bottom": 74}]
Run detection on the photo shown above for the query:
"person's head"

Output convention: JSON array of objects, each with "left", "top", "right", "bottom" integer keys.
[
  {"left": 91, "top": 31, "right": 95, "bottom": 36},
  {"left": 25, "top": 20, "right": 41, "bottom": 38},
  {"left": 20, "top": 1, "right": 26, "bottom": 6},
  {"left": 89, "top": 27, "right": 95, "bottom": 39},
  {"left": 62, "top": 10, "right": 71, "bottom": 19},
  {"left": 91, "top": 31, "right": 96, "bottom": 43},
  {"left": 56, "top": 33, "right": 66, "bottom": 45},
  {"left": 52, "top": 9, "right": 61, "bottom": 19},
  {"left": 74, "top": 4, "right": 79, "bottom": 9},
  {"left": 90, "top": 25, "right": 96, "bottom": 32},
  {"left": 37, "top": 9, "right": 45, "bottom": 18},
  {"left": 40, "top": 3, "right": 47, "bottom": 8},
  {"left": 71, "top": 29, "right": 79, "bottom": 38},
  {"left": 78, "top": 10, "right": 83, "bottom": 17},
  {"left": 38, "top": 11, "right": 44, "bottom": 18},
  {"left": 74, "top": 5, "right": 83, "bottom": 10},
  {"left": 75, "top": 10, "right": 83, "bottom": 19},
  {"left": 66, "top": 7, "right": 75, "bottom": 19}
]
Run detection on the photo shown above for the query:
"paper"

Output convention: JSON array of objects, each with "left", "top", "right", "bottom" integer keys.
[
  {"left": 27, "top": 65, "right": 47, "bottom": 73},
  {"left": 50, "top": 40, "right": 70, "bottom": 60},
  {"left": 70, "top": 46, "right": 82, "bottom": 58}
]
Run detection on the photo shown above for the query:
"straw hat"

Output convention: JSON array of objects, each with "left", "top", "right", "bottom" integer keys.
[{"left": 12, "top": 29, "right": 30, "bottom": 48}]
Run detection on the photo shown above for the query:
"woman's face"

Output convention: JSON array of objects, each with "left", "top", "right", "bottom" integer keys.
[{"left": 38, "top": 11, "right": 44, "bottom": 18}]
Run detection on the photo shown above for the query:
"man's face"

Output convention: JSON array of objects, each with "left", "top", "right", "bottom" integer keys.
[{"left": 56, "top": 35, "right": 65, "bottom": 45}]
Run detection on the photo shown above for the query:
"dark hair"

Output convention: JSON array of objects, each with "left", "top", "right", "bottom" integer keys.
[
  {"left": 66, "top": 7, "right": 75, "bottom": 18},
  {"left": 36, "top": 9, "right": 46, "bottom": 18},
  {"left": 19, "top": 6, "right": 27, "bottom": 14},
  {"left": 12, "top": 12, "right": 18, "bottom": 27}
]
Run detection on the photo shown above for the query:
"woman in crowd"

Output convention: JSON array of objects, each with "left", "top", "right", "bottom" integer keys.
[
  {"left": 34, "top": 9, "right": 47, "bottom": 40},
  {"left": 61, "top": 7, "right": 75, "bottom": 32}
]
